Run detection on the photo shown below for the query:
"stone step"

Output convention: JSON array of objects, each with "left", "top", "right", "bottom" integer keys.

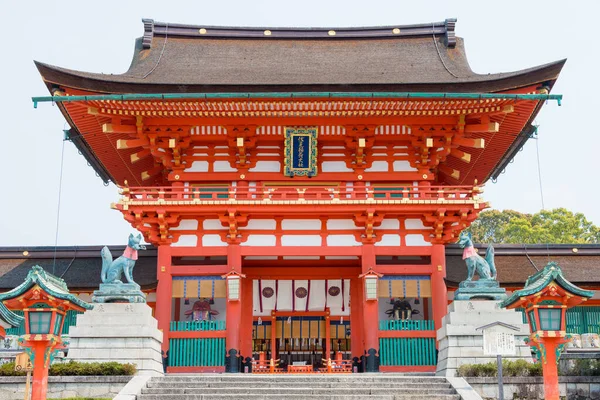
[
  {"left": 142, "top": 387, "right": 457, "bottom": 395},
  {"left": 146, "top": 382, "right": 452, "bottom": 389},
  {"left": 138, "top": 395, "right": 461, "bottom": 400},
  {"left": 151, "top": 376, "right": 447, "bottom": 383}
]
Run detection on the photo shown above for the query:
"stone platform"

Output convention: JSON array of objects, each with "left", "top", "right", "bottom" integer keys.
[
  {"left": 67, "top": 303, "right": 163, "bottom": 376},
  {"left": 436, "top": 300, "right": 532, "bottom": 377},
  {"left": 92, "top": 282, "right": 146, "bottom": 303}
]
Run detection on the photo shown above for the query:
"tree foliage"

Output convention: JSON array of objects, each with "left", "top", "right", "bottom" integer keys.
[{"left": 466, "top": 208, "right": 600, "bottom": 244}]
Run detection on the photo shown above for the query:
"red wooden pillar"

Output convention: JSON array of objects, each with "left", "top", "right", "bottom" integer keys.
[
  {"left": 225, "top": 244, "right": 243, "bottom": 372},
  {"left": 156, "top": 244, "right": 172, "bottom": 353},
  {"left": 240, "top": 274, "right": 254, "bottom": 371},
  {"left": 349, "top": 277, "right": 364, "bottom": 365},
  {"left": 431, "top": 243, "right": 448, "bottom": 336},
  {"left": 540, "top": 338, "right": 561, "bottom": 400},
  {"left": 361, "top": 244, "right": 379, "bottom": 372},
  {"left": 31, "top": 341, "right": 49, "bottom": 400}
]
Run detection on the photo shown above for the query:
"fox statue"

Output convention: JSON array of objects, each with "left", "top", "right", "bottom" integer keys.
[
  {"left": 101, "top": 233, "right": 147, "bottom": 285},
  {"left": 457, "top": 231, "right": 497, "bottom": 281}
]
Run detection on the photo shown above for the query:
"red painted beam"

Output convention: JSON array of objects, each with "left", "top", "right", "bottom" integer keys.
[
  {"left": 170, "top": 247, "right": 228, "bottom": 257},
  {"left": 171, "top": 265, "right": 229, "bottom": 276},
  {"left": 240, "top": 246, "right": 362, "bottom": 256},
  {"left": 375, "top": 265, "right": 433, "bottom": 275}
]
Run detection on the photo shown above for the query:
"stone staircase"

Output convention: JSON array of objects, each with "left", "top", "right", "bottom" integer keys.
[{"left": 137, "top": 374, "right": 462, "bottom": 400}]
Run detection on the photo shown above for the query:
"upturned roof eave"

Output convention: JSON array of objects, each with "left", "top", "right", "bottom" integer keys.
[
  {"left": 501, "top": 262, "right": 594, "bottom": 308},
  {"left": 34, "top": 58, "right": 566, "bottom": 95},
  {"left": 0, "top": 266, "right": 93, "bottom": 310}
]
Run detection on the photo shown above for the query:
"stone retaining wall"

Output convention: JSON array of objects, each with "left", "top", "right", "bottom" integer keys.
[
  {"left": 0, "top": 376, "right": 131, "bottom": 399},
  {"left": 466, "top": 376, "right": 600, "bottom": 400}
]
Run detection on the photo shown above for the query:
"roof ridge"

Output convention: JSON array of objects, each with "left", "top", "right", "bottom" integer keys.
[{"left": 140, "top": 18, "right": 458, "bottom": 49}]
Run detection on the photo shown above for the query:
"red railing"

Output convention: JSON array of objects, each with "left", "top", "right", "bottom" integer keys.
[{"left": 120, "top": 184, "right": 481, "bottom": 203}]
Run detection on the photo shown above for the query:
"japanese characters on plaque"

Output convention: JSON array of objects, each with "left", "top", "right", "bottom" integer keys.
[
  {"left": 284, "top": 127, "right": 318, "bottom": 177},
  {"left": 483, "top": 330, "right": 516, "bottom": 356}
]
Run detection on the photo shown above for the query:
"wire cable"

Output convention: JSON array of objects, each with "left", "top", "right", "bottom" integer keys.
[
  {"left": 143, "top": 23, "right": 169, "bottom": 79},
  {"left": 52, "top": 138, "right": 66, "bottom": 274}
]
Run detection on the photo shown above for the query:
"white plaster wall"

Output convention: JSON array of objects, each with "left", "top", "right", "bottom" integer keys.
[
  {"left": 405, "top": 234, "right": 430, "bottom": 246},
  {"left": 249, "top": 161, "right": 281, "bottom": 172},
  {"left": 378, "top": 219, "right": 400, "bottom": 230},
  {"left": 185, "top": 161, "right": 209, "bottom": 172},
  {"left": 171, "top": 219, "right": 199, "bottom": 231},
  {"left": 281, "top": 219, "right": 321, "bottom": 230},
  {"left": 282, "top": 256, "right": 320, "bottom": 260},
  {"left": 365, "top": 161, "right": 388, "bottom": 172},
  {"left": 321, "top": 161, "right": 353, "bottom": 172},
  {"left": 202, "top": 234, "right": 227, "bottom": 247},
  {"left": 393, "top": 160, "right": 417, "bottom": 172},
  {"left": 172, "top": 235, "right": 198, "bottom": 247},
  {"left": 244, "top": 256, "right": 278, "bottom": 260},
  {"left": 203, "top": 219, "right": 227, "bottom": 230},
  {"left": 326, "top": 219, "right": 357, "bottom": 230},
  {"left": 375, "top": 234, "right": 401, "bottom": 246},
  {"left": 281, "top": 235, "right": 322, "bottom": 246},
  {"left": 241, "top": 235, "right": 277, "bottom": 246},
  {"left": 325, "top": 256, "right": 359, "bottom": 260},
  {"left": 213, "top": 160, "right": 237, "bottom": 172},
  {"left": 326, "top": 235, "right": 360, "bottom": 246},
  {"left": 243, "top": 219, "right": 277, "bottom": 230},
  {"left": 405, "top": 219, "right": 426, "bottom": 229}
]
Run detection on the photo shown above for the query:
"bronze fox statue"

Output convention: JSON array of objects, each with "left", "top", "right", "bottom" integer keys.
[
  {"left": 457, "top": 231, "right": 496, "bottom": 281},
  {"left": 101, "top": 234, "right": 146, "bottom": 284}
]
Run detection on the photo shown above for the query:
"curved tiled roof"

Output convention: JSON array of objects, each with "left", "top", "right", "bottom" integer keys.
[{"left": 35, "top": 18, "right": 565, "bottom": 94}]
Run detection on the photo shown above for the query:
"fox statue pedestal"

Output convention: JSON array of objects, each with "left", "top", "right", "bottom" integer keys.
[
  {"left": 436, "top": 300, "right": 532, "bottom": 377},
  {"left": 67, "top": 236, "right": 163, "bottom": 376},
  {"left": 66, "top": 303, "right": 164, "bottom": 376}
]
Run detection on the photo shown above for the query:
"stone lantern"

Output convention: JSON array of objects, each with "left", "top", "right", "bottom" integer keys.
[
  {"left": 0, "top": 266, "right": 92, "bottom": 400},
  {"left": 500, "top": 262, "right": 593, "bottom": 400}
]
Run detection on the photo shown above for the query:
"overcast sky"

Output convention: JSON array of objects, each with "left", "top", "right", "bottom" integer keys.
[{"left": 2, "top": 0, "right": 598, "bottom": 246}]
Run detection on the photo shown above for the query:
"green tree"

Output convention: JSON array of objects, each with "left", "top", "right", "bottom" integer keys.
[{"left": 466, "top": 208, "right": 600, "bottom": 244}]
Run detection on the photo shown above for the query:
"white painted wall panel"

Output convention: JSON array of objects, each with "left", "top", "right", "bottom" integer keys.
[
  {"left": 326, "top": 235, "right": 360, "bottom": 246},
  {"left": 365, "top": 161, "right": 388, "bottom": 172},
  {"left": 241, "top": 235, "right": 277, "bottom": 246},
  {"left": 375, "top": 234, "right": 401, "bottom": 246},
  {"left": 405, "top": 219, "right": 426, "bottom": 229},
  {"left": 213, "top": 160, "right": 237, "bottom": 172},
  {"left": 203, "top": 219, "right": 226, "bottom": 230},
  {"left": 326, "top": 219, "right": 357, "bottom": 230},
  {"left": 393, "top": 160, "right": 417, "bottom": 172},
  {"left": 244, "top": 219, "right": 277, "bottom": 230},
  {"left": 281, "top": 219, "right": 321, "bottom": 230},
  {"left": 249, "top": 161, "right": 281, "bottom": 172},
  {"left": 281, "top": 235, "right": 322, "bottom": 246},
  {"left": 405, "top": 234, "right": 431, "bottom": 246},
  {"left": 321, "top": 161, "right": 353, "bottom": 172},
  {"left": 202, "top": 234, "right": 227, "bottom": 247},
  {"left": 185, "top": 161, "right": 209, "bottom": 172},
  {"left": 172, "top": 234, "right": 198, "bottom": 247},
  {"left": 325, "top": 256, "right": 359, "bottom": 260},
  {"left": 378, "top": 219, "right": 400, "bottom": 230},
  {"left": 171, "top": 219, "right": 199, "bottom": 231}
]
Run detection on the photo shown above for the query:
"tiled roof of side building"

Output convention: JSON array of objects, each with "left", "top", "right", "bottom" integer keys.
[
  {"left": 35, "top": 18, "right": 565, "bottom": 94},
  {"left": 1, "top": 244, "right": 599, "bottom": 291}
]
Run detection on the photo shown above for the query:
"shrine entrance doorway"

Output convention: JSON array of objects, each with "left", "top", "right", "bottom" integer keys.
[{"left": 252, "top": 310, "right": 352, "bottom": 373}]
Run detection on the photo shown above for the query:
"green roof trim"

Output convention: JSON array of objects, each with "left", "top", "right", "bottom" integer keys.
[
  {"left": 31, "top": 92, "right": 563, "bottom": 108},
  {"left": 0, "top": 266, "right": 93, "bottom": 311},
  {"left": 500, "top": 262, "right": 594, "bottom": 308},
  {"left": 0, "top": 302, "right": 24, "bottom": 328}
]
